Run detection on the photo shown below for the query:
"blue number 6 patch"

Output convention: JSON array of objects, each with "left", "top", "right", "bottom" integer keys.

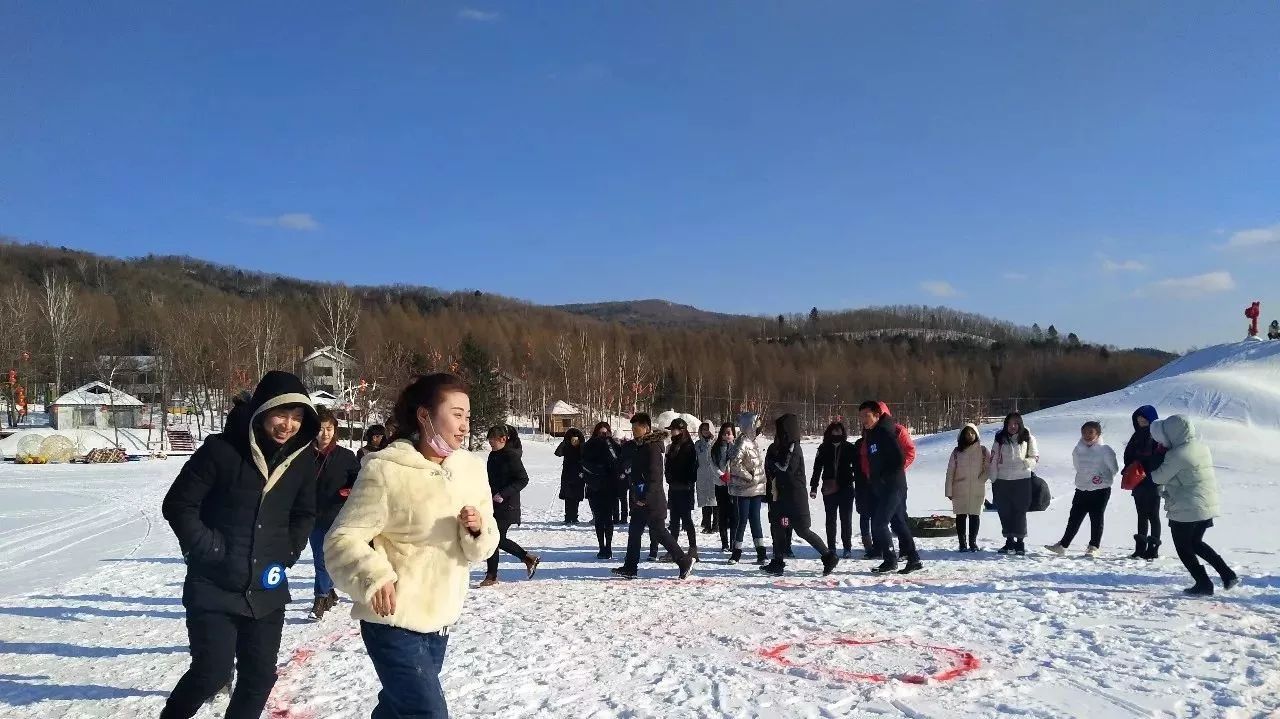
[{"left": 261, "top": 563, "right": 285, "bottom": 589}]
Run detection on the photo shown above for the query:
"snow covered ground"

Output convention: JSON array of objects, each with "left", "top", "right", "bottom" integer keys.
[{"left": 1, "top": 340, "right": 1279, "bottom": 718}]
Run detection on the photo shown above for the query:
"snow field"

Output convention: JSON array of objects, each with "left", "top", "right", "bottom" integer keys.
[{"left": 1, "top": 340, "right": 1279, "bottom": 717}]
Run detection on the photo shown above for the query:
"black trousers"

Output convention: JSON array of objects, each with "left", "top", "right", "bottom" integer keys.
[
  {"left": 623, "top": 511, "right": 686, "bottom": 570},
  {"left": 564, "top": 498, "right": 581, "bottom": 523},
  {"left": 160, "top": 608, "right": 285, "bottom": 719},
  {"left": 956, "top": 514, "right": 980, "bottom": 545},
  {"left": 870, "top": 486, "right": 917, "bottom": 560},
  {"left": 486, "top": 517, "right": 529, "bottom": 575},
  {"left": 1169, "top": 519, "right": 1234, "bottom": 581},
  {"left": 1133, "top": 485, "right": 1162, "bottom": 540},
  {"left": 668, "top": 490, "right": 698, "bottom": 554},
  {"left": 767, "top": 501, "right": 792, "bottom": 556},
  {"left": 823, "top": 487, "right": 855, "bottom": 552},
  {"left": 715, "top": 485, "right": 737, "bottom": 548},
  {"left": 992, "top": 478, "right": 1032, "bottom": 539},
  {"left": 589, "top": 493, "right": 617, "bottom": 551},
  {"left": 772, "top": 517, "right": 828, "bottom": 560},
  {"left": 1060, "top": 488, "right": 1111, "bottom": 548}
]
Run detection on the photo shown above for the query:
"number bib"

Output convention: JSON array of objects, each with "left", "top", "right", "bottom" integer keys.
[{"left": 260, "top": 563, "right": 286, "bottom": 590}]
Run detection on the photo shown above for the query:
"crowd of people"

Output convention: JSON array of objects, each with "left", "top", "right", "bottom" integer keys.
[{"left": 155, "top": 369, "right": 1240, "bottom": 719}]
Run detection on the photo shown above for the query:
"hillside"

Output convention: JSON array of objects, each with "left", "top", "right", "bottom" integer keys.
[{"left": 0, "top": 239, "right": 1167, "bottom": 425}]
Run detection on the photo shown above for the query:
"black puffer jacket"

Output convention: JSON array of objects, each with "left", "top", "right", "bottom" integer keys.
[
  {"left": 314, "top": 443, "right": 360, "bottom": 528},
  {"left": 810, "top": 422, "right": 856, "bottom": 496},
  {"left": 582, "top": 434, "right": 620, "bottom": 496},
  {"left": 1123, "top": 407, "right": 1166, "bottom": 495},
  {"left": 628, "top": 431, "right": 669, "bottom": 521},
  {"left": 555, "top": 428, "right": 586, "bottom": 501},
  {"left": 665, "top": 432, "right": 698, "bottom": 493},
  {"left": 862, "top": 413, "right": 907, "bottom": 492},
  {"left": 162, "top": 371, "right": 320, "bottom": 618},
  {"left": 766, "top": 414, "right": 811, "bottom": 526},
  {"left": 488, "top": 438, "right": 530, "bottom": 524}
]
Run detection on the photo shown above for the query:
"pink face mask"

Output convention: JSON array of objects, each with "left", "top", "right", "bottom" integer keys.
[{"left": 424, "top": 416, "right": 455, "bottom": 458}]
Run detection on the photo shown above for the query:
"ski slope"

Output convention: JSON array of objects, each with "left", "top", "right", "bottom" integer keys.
[{"left": 1, "top": 341, "right": 1278, "bottom": 718}]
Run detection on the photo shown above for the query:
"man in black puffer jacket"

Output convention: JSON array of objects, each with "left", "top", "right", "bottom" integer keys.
[
  {"left": 613, "top": 413, "right": 694, "bottom": 580},
  {"left": 764, "top": 414, "right": 839, "bottom": 577},
  {"left": 664, "top": 418, "right": 700, "bottom": 560},
  {"left": 308, "top": 406, "right": 360, "bottom": 620},
  {"left": 160, "top": 371, "right": 320, "bottom": 719},
  {"left": 858, "top": 401, "right": 922, "bottom": 575}
]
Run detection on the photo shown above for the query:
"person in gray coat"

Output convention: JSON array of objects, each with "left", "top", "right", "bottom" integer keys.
[
  {"left": 694, "top": 422, "right": 719, "bottom": 533},
  {"left": 1150, "top": 415, "right": 1239, "bottom": 596}
]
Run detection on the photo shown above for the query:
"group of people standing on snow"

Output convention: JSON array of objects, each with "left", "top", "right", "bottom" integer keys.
[
  {"left": 941, "top": 405, "right": 1237, "bottom": 595},
  {"left": 155, "top": 364, "right": 1242, "bottom": 719}
]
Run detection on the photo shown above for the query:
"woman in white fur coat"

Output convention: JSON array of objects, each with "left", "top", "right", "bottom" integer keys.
[{"left": 325, "top": 373, "right": 499, "bottom": 718}]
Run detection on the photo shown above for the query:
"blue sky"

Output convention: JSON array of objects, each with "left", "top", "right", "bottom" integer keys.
[{"left": 2, "top": 2, "right": 1278, "bottom": 352}]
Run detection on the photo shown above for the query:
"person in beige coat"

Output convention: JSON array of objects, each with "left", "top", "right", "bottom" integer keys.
[
  {"left": 324, "top": 373, "right": 499, "bottom": 718},
  {"left": 945, "top": 424, "right": 990, "bottom": 552}
]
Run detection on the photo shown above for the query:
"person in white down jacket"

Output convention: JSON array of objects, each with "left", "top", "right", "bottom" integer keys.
[
  {"left": 1149, "top": 414, "right": 1238, "bottom": 596},
  {"left": 1046, "top": 421, "right": 1118, "bottom": 557},
  {"left": 324, "top": 373, "right": 499, "bottom": 718},
  {"left": 988, "top": 412, "right": 1039, "bottom": 555}
]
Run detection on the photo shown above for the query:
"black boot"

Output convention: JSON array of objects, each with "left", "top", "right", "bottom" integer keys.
[
  {"left": 1129, "top": 534, "right": 1145, "bottom": 559},
  {"left": 761, "top": 558, "right": 785, "bottom": 576},
  {"left": 1183, "top": 565, "right": 1214, "bottom": 596},
  {"left": 822, "top": 552, "right": 840, "bottom": 576},
  {"left": 1222, "top": 568, "right": 1241, "bottom": 591},
  {"left": 997, "top": 538, "right": 1015, "bottom": 555},
  {"left": 872, "top": 551, "right": 899, "bottom": 574},
  {"left": 729, "top": 548, "right": 742, "bottom": 564},
  {"left": 755, "top": 546, "right": 769, "bottom": 565},
  {"left": 898, "top": 554, "right": 924, "bottom": 574},
  {"left": 1142, "top": 538, "right": 1161, "bottom": 561},
  {"left": 1014, "top": 538, "right": 1027, "bottom": 556}
]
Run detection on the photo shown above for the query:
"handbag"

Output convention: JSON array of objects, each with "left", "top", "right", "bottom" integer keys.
[
  {"left": 1029, "top": 473, "right": 1052, "bottom": 512},
  {"left": 1120, "top": 462, "right": 1146, "bottom": 491}
]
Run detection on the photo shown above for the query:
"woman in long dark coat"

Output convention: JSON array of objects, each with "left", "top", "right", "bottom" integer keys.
[
  {"left": 582, "top": 422, "right": 621, "bottom": 558},
  {"left": 556, "top": 428, "right": 586, "bottom": 524}
]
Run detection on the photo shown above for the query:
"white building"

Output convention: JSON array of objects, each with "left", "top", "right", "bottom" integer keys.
[
  {"left": 50, "top": 381, "right": 144, "bottom": 430},
  {"left": 302, "top": 346, "right": 357, "bottom": 394}
]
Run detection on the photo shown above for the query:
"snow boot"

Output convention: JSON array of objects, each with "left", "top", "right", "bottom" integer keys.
[
  {"left": 957, "top": 537, "right": 969, "bottom": 553},
  {"left": 1142, "top": 538, "right": 1161, "bottom": 561},
  {"left": 761, "top": 558, "right": 785, "bottom": 576},
  {"left": 309, "top": 596, "right": 328, "bottom": 621},
  {"left": 755, "top": 547, "right": 769, "bottom": 565},
  {"left": 1045, "top": 543, "right": 1067, "bottom": 556},
  {"left": 1183, "top": 565, "right": 1214, "bottom": 596},
  {"left": 872, "top": 552, "right": 899, "bottom": 574},
  {"left": 729, "top": 548, "right": 742, "bottom": 565},
  {"left": 596, "top": 549, "right": 609, "bottom": 559},
  {"left": 1014, "top": 538, "right": 1027, "bottom": 556},
  {"left": 523, "top": 554, "right": 541, "bottom": 579},
  {"left": 478, "top": 572, "right": 499, "bottom": 588},
  {"left": 1129, "top": 534, "right": 1146, "bottom": 559},
  {"left": 1222, "top": 570, "right": 1241, "bottom": 591},
  {"left": 611, "top": 566, "right": 638, "bottom": 579},
  {"left": 677, "top": 556, "right": 695, "bottom": 580},
  {"left": 326, "top": 589, "right": 338, "bottom": 610},
  {"left": 997, "top": 538, "right": 1015, "bottom": 555},
  {"left": 822, "top": 553, "right": 840, "bottom": 576}
]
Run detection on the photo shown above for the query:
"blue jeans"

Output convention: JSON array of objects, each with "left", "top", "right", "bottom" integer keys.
[
  {"left": 732, "top": 496, "right": 764, "bottom": 547},
  {"left": 361, "top": 621, "right": 450, "bottom": 718},
  {"left": 310, "top": 524, "right": 333, "bottom": 597}
]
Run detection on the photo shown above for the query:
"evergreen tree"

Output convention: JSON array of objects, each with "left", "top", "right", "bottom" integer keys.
[
  {"left": 777, "top": 314, "right": 786, "bottom": 336},
  {"left": 1067, "top": 332, "right": 1081, "bottom": 348},
  {"left": 457, "top": 334, "right": 504, "bottom": 447},
  {"left": 808, "top": 307, "right": 820, "bottom": 332},
  {"left": 1031, "top": 323, "right": 1043, "bottom": 342},
  {"left": 1046, "top": 325, "right": 1060, "bottom": 343}
]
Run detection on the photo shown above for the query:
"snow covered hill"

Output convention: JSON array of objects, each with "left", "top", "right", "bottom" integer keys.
[{"left": 0, "top": 341, "right": 1278, "bottom": 718}]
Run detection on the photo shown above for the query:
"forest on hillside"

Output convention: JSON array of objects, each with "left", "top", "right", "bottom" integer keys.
[{"left": 0, "top": 240, "right": 1170, "bottom": 435}]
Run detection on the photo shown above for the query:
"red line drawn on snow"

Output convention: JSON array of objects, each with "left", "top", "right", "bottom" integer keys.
[
  {"left": 266, "top": 627, "right": 361, "bottom": 719},
  {"left": 756, "top": 636, "right": 981, "bottom": 685}
]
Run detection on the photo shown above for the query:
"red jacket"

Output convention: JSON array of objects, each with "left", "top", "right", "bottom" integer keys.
[{"left": 859, "top": 402, "right": 916, "bottom": 475}]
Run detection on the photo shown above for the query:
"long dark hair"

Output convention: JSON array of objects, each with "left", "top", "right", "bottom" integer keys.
[
  {"left": 957, "top": 425, "right": 980, "bottom": 449},
  {"left": 390, "top": 373, "right": 470, "bottom": 444},
  {"left": 995, "top": 412, "right": 1030, "bottom": 445},
  {"left": 591, "top": 421, "right": 612, "bottom": 438},
  {"left": 711, "top": 422, "right": 736, "bottom": 464}
]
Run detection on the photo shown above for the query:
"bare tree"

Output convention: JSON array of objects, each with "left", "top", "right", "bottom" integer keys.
[
  {"left": 549, "top": 332, "right": 573, "bottom": 401},
  {"left": 248, "top": 301, "right": 285, "bottom": 379},
  {"left": 315, "top": 285, "right": 361, "bottom": 393},
  {"left": 40, "top": 270, "right": 84, "bottom": 398},
  {"left": 0, "top": 285, "right": 34, "bottom": 425}
]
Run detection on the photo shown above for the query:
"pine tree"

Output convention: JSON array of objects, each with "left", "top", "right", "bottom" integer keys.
[
  {"left": 808, "top": 307, "right": 820, "bottom": 332},
  {"left": 457, "top": 334, "right": 504, "bottom": 447},
  {"left": 1032, "top": 323, "right": 1043, "bottom": 342},
  {"left": 777, "top": 314, "right": 786, "bottom": 336},
  {"left": 1067, "top": 332, "right": 1081, "bottom": 348},
  {"left": 1046, "top": 325, "right": 1060, "bottom": 343}
]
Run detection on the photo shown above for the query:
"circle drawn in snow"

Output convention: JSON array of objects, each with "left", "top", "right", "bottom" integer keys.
[{"left": 757, "top": 636, "right": 981, "bottom": 685}]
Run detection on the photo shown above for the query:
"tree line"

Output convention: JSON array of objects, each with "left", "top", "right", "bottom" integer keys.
[{"left": 0, "top": 240, "right": 1171, "bottom": 438}]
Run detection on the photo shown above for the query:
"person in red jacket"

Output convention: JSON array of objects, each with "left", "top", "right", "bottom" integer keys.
[{"left": 858, "top": 401, "right": 922, "bottom": 574}]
